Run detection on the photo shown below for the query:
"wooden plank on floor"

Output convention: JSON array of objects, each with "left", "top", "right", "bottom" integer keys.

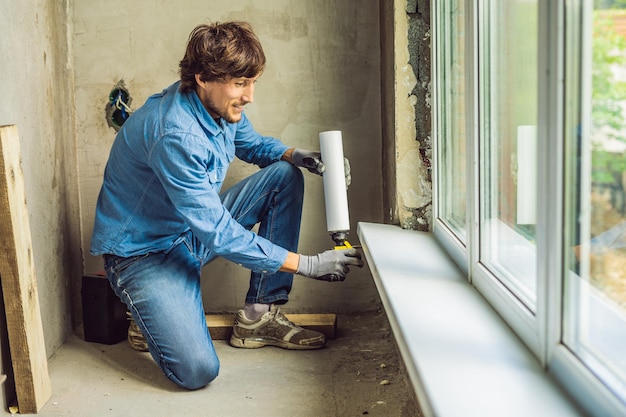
[
  {"left": 206, "top": 313, "right": 337, "bottom": 340},
  {"left": 206, "top": 315, "right": 235, "bottom": 340},
  {"left": 0, "top": 125, "right": 52, "bottom": 413}
]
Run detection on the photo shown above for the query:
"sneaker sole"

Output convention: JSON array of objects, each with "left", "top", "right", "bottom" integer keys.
[{"left": 230, "top": 335, "right": 324, "bottom": 350}]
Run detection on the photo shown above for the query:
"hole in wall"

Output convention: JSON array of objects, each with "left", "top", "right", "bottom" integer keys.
[{"left": 105, "top": 80, "right": 133, "bottom": 132}]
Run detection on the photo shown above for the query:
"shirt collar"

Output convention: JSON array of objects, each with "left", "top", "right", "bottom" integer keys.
[{"left": 183, "top": 85, "right": 223, "bottom": 136}]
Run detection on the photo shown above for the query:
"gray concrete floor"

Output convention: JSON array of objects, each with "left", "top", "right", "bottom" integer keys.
[{"left": 18, "top": 310, "right": 420, "bottom": 417}]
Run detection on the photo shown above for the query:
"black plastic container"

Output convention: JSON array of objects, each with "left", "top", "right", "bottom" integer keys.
[{"left": 81, "top": 274, "right": 128, "bottom": 344}]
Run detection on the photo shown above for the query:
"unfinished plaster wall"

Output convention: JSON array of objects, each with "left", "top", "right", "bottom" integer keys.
[
  {"left": 389, "top": 0, "right": 433, "bottom": 231},
  {"left": 0, "top": 0, "right": 80, "bottom": 407},
  {"left": 74, "top": 1, "right": 383, "bottom": 314}
]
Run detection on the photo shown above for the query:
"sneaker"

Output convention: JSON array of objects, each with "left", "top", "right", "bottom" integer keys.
[
  {"left": 127, "top": 312, "right": 149, "bottom": 352},
  {"left": 230, "top": 305, "right": 326, "bottom": 350}
]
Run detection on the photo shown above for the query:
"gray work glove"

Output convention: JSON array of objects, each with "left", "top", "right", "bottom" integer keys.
[
  {"left": 292, "top": 148, "right": 352, "bottom": 188},
  {"left": 342, "top": 157, "right": 351, "bottom": 188},
  {"left": 292, "top": 148, "right": 325, "bottom": 175},
  {"left": 296, "top": 248, "right": 364, "bottom": 282}
]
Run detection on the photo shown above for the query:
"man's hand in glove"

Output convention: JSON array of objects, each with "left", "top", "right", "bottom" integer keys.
[
  {"left": 291, "top": 148, "right": 326, "bottom": 175},
  {"left": 290, "top": 148, "right": 352, "bottom": 188},
  {"left": 296, "top": 248, "right": 364, "bottom": 282}
]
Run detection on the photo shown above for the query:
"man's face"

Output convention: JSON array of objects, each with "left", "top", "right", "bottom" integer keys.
[{"left": 195, "top": 75, "right": 258, "bottom": 123}]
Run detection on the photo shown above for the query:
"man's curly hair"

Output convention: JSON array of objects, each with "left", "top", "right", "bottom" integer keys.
[{"left": 179, "top": 21, "right": 266, "bottom": 92}]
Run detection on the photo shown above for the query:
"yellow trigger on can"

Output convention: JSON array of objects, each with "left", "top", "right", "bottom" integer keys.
[{"left": 334, "top": 240, "right": 353, "bottom": 250}]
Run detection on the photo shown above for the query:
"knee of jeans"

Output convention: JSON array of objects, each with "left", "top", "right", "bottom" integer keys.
[
  {"left": 275, "top": 160, "right": 304, "bottom": 190},
  {"left": 275, "top": 160, "right": 303, "bottom": 178},
  {"left": 169, "top": 354, "right": 220, "bottom": 390}
]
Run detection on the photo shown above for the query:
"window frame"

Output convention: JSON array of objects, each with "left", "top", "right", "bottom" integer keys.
[
  {"left": 432, "top": 0, "right": 471, "bottom": 274},
  {"left": 432, "top": 0, "right": 626, "bottom": 415}
]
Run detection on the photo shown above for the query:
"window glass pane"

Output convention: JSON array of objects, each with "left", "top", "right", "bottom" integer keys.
[
  {"left": 479, "top": 0, "right": 538, "bottom": 310},
  {"left": 563, "top": 2, "right": 626, "bottom": 402},
  {"left": 438, "top": 0, "right": 467, "bottom": 240}
]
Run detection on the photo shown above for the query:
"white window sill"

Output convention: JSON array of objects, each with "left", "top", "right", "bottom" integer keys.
[{"left": 357, "top": 222, "right": 583, "bottom": 417}]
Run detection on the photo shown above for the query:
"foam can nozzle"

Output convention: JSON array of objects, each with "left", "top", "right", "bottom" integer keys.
[{"left": 331, "top": 231, "right": 349, "bottom": 247}]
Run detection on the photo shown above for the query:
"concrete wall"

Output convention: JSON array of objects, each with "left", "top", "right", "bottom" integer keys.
[
  {"left": 74, "top": 1, "right": 384, "bottom": 314},
  {"left": 0, "top": 0, "right": 81, "bottom": 408},
  {"left": 380, "top": 0, "right": 432, "bottom": 231},
  {"left": 0, "top": 0, "right": 430, "bottom": 410},
  {"left": 392, "top": 0, "right": 433, "bottom": 231}
]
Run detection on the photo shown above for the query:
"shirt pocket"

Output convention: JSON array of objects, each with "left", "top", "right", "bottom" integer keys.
[{"left": 206, "top": 165, "right": 227, "bottom": 185}]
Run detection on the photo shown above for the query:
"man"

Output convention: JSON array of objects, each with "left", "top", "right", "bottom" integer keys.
[{"left": 90, "top": 21, "right": 362, "bottom": 390}]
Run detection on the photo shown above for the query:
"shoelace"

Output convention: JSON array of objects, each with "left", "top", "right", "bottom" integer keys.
[{"left": 272, "top": 307, "right": 297, "bottom": 328}]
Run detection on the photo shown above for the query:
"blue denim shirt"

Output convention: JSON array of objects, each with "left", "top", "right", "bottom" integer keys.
[{"left": 90, "top": 81, "right": 290, "bottom": 273}]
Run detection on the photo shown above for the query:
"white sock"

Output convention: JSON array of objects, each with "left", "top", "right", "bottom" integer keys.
[{"left": 243, "top": 303, "right": 270, "bottom": 321}]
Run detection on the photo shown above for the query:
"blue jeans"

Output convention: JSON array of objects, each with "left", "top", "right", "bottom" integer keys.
[{"left": 103, "top": 161, "right": 304, "bottom": 389}]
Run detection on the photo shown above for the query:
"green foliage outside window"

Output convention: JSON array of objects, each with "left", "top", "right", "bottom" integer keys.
[
  {"left": 592, "top": 11, "right": 626, "bottom": 187},
  {"left": 596, "top": 0, "right": 626, "bottom": 9}
]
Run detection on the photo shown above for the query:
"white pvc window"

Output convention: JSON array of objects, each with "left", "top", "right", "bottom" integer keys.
[
  {"left": 561, "top": 0, "right": 626, "bottom": 407},
  {"left": 477, "top": 0, "right": 539, "bottom": 312},
  {"left": 433, "top": 0, "right": 626, "bottom": 414},
  {"left": 436, "top": 0, "right": 468, "bottom": 244}
]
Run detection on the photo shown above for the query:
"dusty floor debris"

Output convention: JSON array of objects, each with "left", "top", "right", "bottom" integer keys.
[{"left": 21, "top": 309, "right": 420, "bottom": 417}]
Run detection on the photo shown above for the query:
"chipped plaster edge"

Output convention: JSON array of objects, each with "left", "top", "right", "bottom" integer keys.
[{"left": 393, "top": 0, "right": 431, "bottom": 230}]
